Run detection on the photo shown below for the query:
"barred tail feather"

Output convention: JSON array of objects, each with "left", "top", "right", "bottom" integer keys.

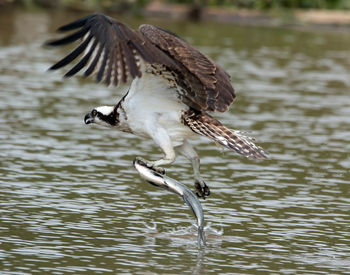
[{"left": 183, "top": 110, "right": 268, "bottom": 160}]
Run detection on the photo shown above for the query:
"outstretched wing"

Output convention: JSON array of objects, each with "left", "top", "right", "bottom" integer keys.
[
  {"left": 46, "top": 13, "right": 235, "bottom": 112},
  {"left": 139, "top": 25, "right": 235, "bottom": 112},
  {"left": 46, "top": 13, "right": 178, "bottom": 86}
]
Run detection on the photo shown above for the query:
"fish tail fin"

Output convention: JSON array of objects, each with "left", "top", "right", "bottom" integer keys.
[{"left": 198, "top": 226, "right": 206, "bottom": 248}]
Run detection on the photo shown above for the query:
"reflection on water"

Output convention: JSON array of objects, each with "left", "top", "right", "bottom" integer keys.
[{"left": 1, "top": 8, "right": 350, "bottom": 274}]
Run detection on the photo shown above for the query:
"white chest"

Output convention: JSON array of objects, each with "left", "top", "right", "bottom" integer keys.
[{"left": 120, "top": 71, "right": 195, "bottom": 144}]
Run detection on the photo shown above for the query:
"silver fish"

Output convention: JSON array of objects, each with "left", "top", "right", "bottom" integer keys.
[{"left": 133, "top": 158, "right": 206, "bottom": 248}]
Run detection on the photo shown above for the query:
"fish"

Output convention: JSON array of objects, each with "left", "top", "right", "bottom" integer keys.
[{"left": 133, "top": 157, "right": 206, "bottom": 248}]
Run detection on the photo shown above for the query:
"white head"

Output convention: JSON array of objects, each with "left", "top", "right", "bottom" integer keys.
[{"left": 84, "top": 106, "right": 118, "bottom": 127}]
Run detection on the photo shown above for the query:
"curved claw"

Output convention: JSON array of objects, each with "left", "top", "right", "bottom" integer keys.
[
  {"left": 135, "top": 156, "right": 165, "bottom": 175},
  {"left": 152, "top": 166, "right": 165, "bottom": 175},
  {"left": 195, "top": 180, "right": 211, "bottom": 199}
]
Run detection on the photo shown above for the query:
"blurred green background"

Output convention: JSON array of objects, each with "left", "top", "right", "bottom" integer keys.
[{"left": 1, "top": 0, "right": 349, "bottom": 11}]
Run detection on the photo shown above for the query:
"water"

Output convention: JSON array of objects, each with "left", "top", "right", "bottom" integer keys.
[{"left": 1, "top": 8, "right": 349, "bottom": 274}]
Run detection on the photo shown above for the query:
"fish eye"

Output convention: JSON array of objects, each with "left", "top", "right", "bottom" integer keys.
[{"left": 92, "top": 109, "right": 97, "bottom": 116}]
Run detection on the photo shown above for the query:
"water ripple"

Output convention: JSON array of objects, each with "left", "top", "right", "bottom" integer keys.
[{"left": 1, "top": 10, "right": 350, "bottom": 275}]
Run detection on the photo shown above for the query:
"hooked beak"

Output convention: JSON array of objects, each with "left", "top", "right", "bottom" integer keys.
[{"left": 84, "top": 112, "right": 94, "bottom": 125}]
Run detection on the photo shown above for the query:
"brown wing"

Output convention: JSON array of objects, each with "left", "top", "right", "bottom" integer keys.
[
  {"left": 46, "top": 13, "right": 178, "bottom": 86},
  {"left": 140, "top": 25, "right": 235, "bottom": 112},
  {"left": 46, "top": 13, "right": 235, "bottom": 112}
]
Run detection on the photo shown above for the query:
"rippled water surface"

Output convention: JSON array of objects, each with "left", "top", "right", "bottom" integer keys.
[{"left": 1, "top": 9, "right": 350, "bottom": 274}]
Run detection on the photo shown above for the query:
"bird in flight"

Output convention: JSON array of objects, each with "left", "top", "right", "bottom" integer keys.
[{"left": 46, "top": 13, "right": 268, "bottom": 198}]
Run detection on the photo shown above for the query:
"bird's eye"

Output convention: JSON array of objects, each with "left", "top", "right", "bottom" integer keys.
[{"left": 92, "top": 109, "right": 97, "bottom": 116}]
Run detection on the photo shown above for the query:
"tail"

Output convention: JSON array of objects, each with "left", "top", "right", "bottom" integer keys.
[
  {"left": 182, "top": 110, "right": 268, "bottom": 159},
  {"left": 182, "top": 189, "right": 207, "bottom": 248},
  {"left": 198, "top": 226, "right": 206, "bottom": 248}
]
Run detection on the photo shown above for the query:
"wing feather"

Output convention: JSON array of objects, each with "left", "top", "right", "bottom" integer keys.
[
  {"left": 49, "top": 33, "right": 92, "bottom": 71},
  {"left": 57, "top": 15, "right": 90, "bottom": 31},
  {"left": 46, "top": 13, "right": 176, "bottom": 86},
  {"left": 47, "top": 27, "right": 89, "bottom": 46},
  {"left": 64, "top": 37, "right": 98, "bottom": 77},
  {"left": 139, "top": 24, "right": 235, "bottom": 112},
  {"left": 97, "top": 46, "right": 109, "bottom": 82},
  {"left": 104, "top": 46, "right": 114, "bottom": 86},
  {"left": 84, "top": 41, "right": 104, "bottom": 77},
  {"left": 46, "top": 13, "right": 235, "bottom": 112}
]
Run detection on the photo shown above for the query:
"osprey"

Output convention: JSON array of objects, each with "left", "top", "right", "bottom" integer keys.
[{"left": 47, "top": 13, "right": 268, "bottom": 198}]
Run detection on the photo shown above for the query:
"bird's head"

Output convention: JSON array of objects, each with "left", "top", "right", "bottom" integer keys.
[{"left": 84, "top": 106, "right": 119, "bottom": 128}]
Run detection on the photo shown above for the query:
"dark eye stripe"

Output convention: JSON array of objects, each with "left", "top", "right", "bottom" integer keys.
[{"left": 96, "top": 111, "right": 118, "bottom": 126}]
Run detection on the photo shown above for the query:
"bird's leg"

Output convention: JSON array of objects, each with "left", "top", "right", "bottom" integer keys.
[
  {"left": 139, "top": 126, "right": 176, "bottom": 174},
  {"left": 176, "top": 140, "right": 210, "bottom": 199}
]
